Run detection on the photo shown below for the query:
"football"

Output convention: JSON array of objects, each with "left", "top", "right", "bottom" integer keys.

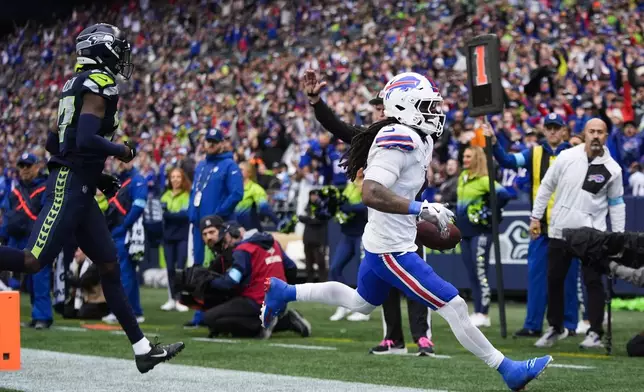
[{"left": 416, "top": 220, "right": 461, "bottom": 251}]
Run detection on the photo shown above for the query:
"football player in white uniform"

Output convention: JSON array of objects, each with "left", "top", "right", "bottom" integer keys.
[{"left": 261, "top": 72, "right": 552, "bottom": 391}]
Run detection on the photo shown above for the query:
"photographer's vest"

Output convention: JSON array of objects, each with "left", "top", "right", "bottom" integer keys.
[
  {"left": 7, "top": 182, "right": 46, "bottom": 237},
  {"left": 105, "top": 178, "right": 133, "bottom": 229},
  {"left": 531, "top": 145, "right": 558, "bottom": 233},
  {"left": 235, "top": 239, "right": 286, "bottom": 305}
]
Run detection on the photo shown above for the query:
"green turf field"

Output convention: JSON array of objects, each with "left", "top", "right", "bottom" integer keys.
[{"left": 15, "top": 288, "right": 644, "bottom": 391}]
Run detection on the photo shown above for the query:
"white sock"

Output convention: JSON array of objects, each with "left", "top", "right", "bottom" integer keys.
[
  {"left": 295, "top": 282, "right": 376, "bottom": 315},
  {"left": 132, "top": 337, "right": 152, "bottom": 355},
  {"left": 436, "top": 296, "right": 505, "bottom": 369}
]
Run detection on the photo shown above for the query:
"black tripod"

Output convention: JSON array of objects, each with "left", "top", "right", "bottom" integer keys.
[{"left": 605, "top": 273, "right": 614, "bottom": 356}]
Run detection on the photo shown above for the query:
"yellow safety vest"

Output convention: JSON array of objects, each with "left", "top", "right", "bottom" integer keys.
[{"left": 531, "top": 145, "right": 557, "bottom": 228}]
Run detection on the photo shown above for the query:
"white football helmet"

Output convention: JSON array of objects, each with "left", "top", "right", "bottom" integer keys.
[{"left": 382, "top": 72, "right": 446, "bottom": 136}]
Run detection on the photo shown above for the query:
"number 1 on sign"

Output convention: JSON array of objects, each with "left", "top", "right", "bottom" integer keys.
[{"left": 474, "top": 45, "right": 489, "bottom": 86}]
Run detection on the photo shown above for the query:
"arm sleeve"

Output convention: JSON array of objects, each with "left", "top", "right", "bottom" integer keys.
[
  {"left": 531, "top": 155, "right": 563, "bottom": 219},
  {"left": 363, "top": 147, "right": 407, "bottom": 189},
  {"left": 312, "top": 100, "right": 362, "bottom": 144},
  {"left": 122, "top": 178, "right": 148, "bottom": 229},
  {"left": 493, "top": 143, "right": 531, "bottom": 169},
  {"left": 607, "top": 174, "right": 625, "bottom": 233},
  {"left": 45, "top": 131, "right": 59, "bottom": 155},
  {"left": 210, "top": 250, "right": 251, "bottom": 291},
  {"left": 76, "top": 113, "right": 127, "bottom": 157},
  {"left": 76, "top": 74, "right": 126, "bottom": 157},
  {"left": 215, "top": 163, "right": 244, "bottom": 217}
]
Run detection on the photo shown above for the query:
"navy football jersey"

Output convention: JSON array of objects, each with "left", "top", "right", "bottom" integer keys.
[{"left": 49, "top": 69, "right": 120, "bottom": 183}]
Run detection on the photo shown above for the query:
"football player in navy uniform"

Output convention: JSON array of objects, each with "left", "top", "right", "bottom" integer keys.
[{"left": 0, "top": 23, "right": 184, "bottom": 373}]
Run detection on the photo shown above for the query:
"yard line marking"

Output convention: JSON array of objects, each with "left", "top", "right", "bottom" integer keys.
[
  {"left": 7, "top": 349, "right": 440, "bottom": 392},
  {"left": 52, "top": 326, "right": 87, "bottom": 332},
  {"left": 550, "top": 364, "right": 596, "bottom": 370},
  {"left": 404, "top": 354, "right": 452, "bottom": 359},
  {"left": 269, "top": 343, "right": 337, "bottom": 351},
  {"left": 193, "top": 337, "right": 241, "bottom": 344}
]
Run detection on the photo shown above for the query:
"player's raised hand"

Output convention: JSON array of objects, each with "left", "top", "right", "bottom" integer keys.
[
  {"left": 302, "top": 69, "right": 327, "bottom": 104},
  {"left": 419, "top": 201, "right": 454, "bottom": 239},
  {"left": 481, "top": 122, "right": 497, "bottom": 145}
]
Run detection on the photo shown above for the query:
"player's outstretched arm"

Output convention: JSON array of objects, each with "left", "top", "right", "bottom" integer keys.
[
  {"left": 76, "top": 92, "right": 130, "bottom": 159},
  {"left": 362, "top": 179, "right": 418, "bottom": 215}
]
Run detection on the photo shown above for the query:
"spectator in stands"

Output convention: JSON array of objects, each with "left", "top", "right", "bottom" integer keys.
[
  {"left": 186, "top": 128, "right": 243, "bottom": 327},
  {"left": 298, "top": 133, "right": 335, "bottom": 186},
  {"left": 436, "top": 159, "right": 460, "bottom": 211},
  {"left": 629, "top": 163, "right": 644, "bottom": 197},
  {"left": 234, "top": 161, "right": 280, "bottom": 231},
  {"left": 456, "top": 146, "right": 514, "bottom": 328},
  {"left": 160, "top": 167, "right": 191, "bottom": 312}
]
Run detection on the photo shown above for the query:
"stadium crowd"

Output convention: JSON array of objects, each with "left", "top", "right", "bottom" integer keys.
[
  {"left": 0, "top": 0, "right": 643, "bottom": 335},
  {"left": 1, "top": 0, "right": 643, "bottom": 199}
]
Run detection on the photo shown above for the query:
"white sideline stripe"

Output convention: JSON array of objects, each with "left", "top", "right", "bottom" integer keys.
[
  {"left": 5, "top": 349, "right": 440, "bottom": 392},
  {"left": 404, "top": 353, "right": 452, "bottom": 359},
  {"left": 193, "top": 337, "right": 241, "bottom": 343},
  {"left": 269, "top": 343, "right": 337, "bottom": 351},
  {"left": 52, "top": 326, "right": 87, "bottom": 332},
  {"left": 549, "top": 364, "right": 596, "bottom": 370}
]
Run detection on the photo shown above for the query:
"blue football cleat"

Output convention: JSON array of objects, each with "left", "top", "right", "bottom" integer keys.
[
  {"left": 500, "top": 355, "right": 553, "bottom": 391},
  {"left": 260, "top": 277, "right": 292, "bottom": 329}
]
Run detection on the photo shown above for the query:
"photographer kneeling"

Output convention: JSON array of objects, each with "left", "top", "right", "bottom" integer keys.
[{"left": 184, "top": 217, "right": 311, "bottom": 339}]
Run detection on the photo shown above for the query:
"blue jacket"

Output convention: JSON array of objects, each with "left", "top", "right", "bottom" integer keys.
[
  {"left": 607, "top": 130, "right": 644, "bottom": 186},
  {"left": 492, "top": 140, "right": 570, "bottom": 197},
  {"left": 111, "top": 168, "right": 148, "bottom": 239},
  {"left": 0, "top": 175, "right": 47, "bottom": 241},
  {"left": 188, "top": 152, "right": 243, "bottom": 223}
]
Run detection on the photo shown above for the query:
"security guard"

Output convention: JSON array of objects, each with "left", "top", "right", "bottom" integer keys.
[
  {"left": 0, "top": 153, "right": 52, "bottom": 328},
  {"left": 186, "top": 128, "right": 243, "bottom": 327},
  {"left": 486, "top": 113, "right": 580, "bottom": 337},
  {"left": 102, "top": 158, "right": 148, "bottom": 323}
]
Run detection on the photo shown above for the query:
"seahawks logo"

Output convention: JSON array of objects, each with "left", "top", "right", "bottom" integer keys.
[{"left": 488, "top": 218, "right": 530, "bottom": 265}]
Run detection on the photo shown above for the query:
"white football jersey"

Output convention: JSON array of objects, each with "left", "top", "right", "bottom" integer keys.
[{"left": 362, "top": 123, "right": 433, "bottom": 254}]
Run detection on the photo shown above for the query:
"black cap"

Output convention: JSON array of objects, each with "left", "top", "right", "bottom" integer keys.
[
  {"left": 217, "top": 221, "right": 243, "bottom": 243},
  {"left": 369, "top": 89, "right": 384, "bottom": 105},
  {"left": 199, "top": 215, "right": 224, "bottom": 233}
]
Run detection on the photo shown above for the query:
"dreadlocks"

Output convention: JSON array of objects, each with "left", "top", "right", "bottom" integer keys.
[{"left": 339, "top": 118, "right": 400, "bottom": 181}]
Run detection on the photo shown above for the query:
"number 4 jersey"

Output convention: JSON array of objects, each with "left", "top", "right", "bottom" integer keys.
[{"left": 50, "top": 69, "right": 120, "bottom": 183}]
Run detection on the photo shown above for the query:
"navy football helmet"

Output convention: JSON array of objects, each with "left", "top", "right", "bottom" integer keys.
[{"left": 75, "top": 23, "right": 133, "bottom": 79}]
